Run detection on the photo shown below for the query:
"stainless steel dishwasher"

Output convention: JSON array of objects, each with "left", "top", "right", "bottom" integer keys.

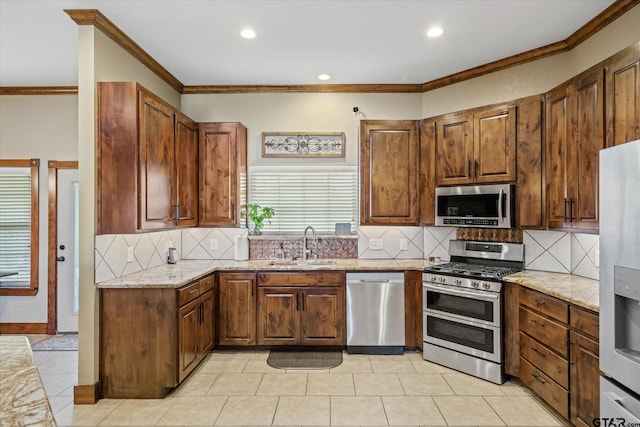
[{"left": 346, "top": 272, "right": 405, "bottom": 354}]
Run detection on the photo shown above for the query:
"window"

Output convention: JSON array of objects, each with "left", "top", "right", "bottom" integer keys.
[
  {"left": 248, "top": 166, "right": 357, "bottom": 234},
  {"left": 0, "top": 159, "right": 39, "bottom": 296}
]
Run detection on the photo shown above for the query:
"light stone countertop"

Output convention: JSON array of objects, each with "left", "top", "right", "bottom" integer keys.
[
  {"left": 96, "top": 258, "right": 434, "bottom": 289},
  {"left": 0, "top": 336, "right": 56, "bottom": 426},
  {"left": 503, "top": 270, "right": 599, "bottom": 312},
  {"left": 96, "top": 259, "right": 600, "bottom": 312}
]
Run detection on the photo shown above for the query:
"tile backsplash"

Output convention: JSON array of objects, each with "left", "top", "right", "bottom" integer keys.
[{"left": 95, "top": 227, "right": 600, "bottom": 282}]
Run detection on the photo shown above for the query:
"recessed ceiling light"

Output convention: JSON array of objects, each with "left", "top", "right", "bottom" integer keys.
[
  {"left": 240, "top": 28, "right": 256, "bottom": 39},
  {"left": 426, "top": 26, "right": 444, "bottom": 38},
  {"left": 317, "top": 73, "right": 331, "bottom": 81}
]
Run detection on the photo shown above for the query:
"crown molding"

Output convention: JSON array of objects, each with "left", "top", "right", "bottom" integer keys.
[
  {"left": 0, "top": 86, "right": 78, "bottom": 95},
  {"left": 182, "top": 84, "right": 424, "bottom": 94},
  {"left": 65, "top": 9, "right": 183, "bottom": 93}
]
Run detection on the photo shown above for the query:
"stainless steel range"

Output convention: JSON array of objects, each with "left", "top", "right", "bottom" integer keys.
[{"left": 423, "top": 240, "right": 524, "bottom": 384}]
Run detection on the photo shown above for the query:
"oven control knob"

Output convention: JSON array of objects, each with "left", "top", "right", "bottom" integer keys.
[
  {"left": 471, "top": 281, "right": 479, "bottom": 288},
  {"left": 439, "top": 277, "right": 446, "bottom": 283},
  {"left": 454, "top": 279, "right": 462, "bottom": 286},
  {"left": 483, "top": 282, "right": 490, "bottom": 289},
  {"left": 430, "top": 275, "right": 437, "bottom": 282}
]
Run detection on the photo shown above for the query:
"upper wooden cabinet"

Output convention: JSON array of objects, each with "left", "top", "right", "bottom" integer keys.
[
  {"left": 606, "top": 42, "right": 640, "bottom": 147},
  {"left": 419, "top": 120, "right": 437, "bottom": 225},
  {"left": 360, "top": 120, "right": 419, "bottom": 225},
  {"left": 97, "top": 82, "right": 198, "bottom": 234},
  {"left": 546, "top": 68, "right": 604, "bottom": 231},
  {"left": 199, "top": 123, "right": 247, "bottom": 226},
  {"left": 435, "top": 106, "right": 516, "bottom": 186}
]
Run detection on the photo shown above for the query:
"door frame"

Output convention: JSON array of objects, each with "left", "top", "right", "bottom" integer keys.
[{"left": 47, "top": 160, "right": 78, "bottom": 334}]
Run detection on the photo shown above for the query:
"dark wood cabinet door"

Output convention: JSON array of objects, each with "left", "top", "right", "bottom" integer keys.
[
  {"left": 198, "top": 290, "right": 214, "bottom": 355},
  {"left": 545, "top": 83, "right": 572, "bottom": 229},
  {"left": 419, "top": 120, "right": 436, "bottom": 225},
  {"left": 435, "top": 114, "right": 473, "bottom": 186},
  {"left": 257, "top": 287, "right": 298, "bottom": 344},
  {"left": 360, "top": 120, "right": 418, "bottom": 225},
  {"left": 175, "top": 113, "right": 199, "bottom": 226},
  {"left": 606, "top": 44, "right": 640, "bottom": 147},
  {"left": 178, "top": 299, "right": 200, "bottom": 382},
  {"left": 474, "top": 106, "right": 516, "bottom": 183},
  {"left": 199, "top": 123, "right": 247, "bottom": 226},
  {"left": 218, "top": 273, "right": 256, "bottom": 345},
  {"left": 570, "top": 331, "right": 600, "bottom": 427},
  {"left": 572, "top": 69, "right": 604, "bottom": 230},
  {"left": 300, "top": 287, "right": 345, "bottom": 345},
  {"left": 516, "top": 96, "right": 544, "bottom": 229},
  {"left": 138, "top": 90, "right": 175, "bottom": 230}
]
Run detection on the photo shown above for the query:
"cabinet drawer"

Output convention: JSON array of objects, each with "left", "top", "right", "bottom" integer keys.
[
  {"left": 258, "top": 272, "right": 344, "bottom": 287},
  {"left": 519, "top": 287, "right": 568, "bottom": 323},
  {"left": 570, "top": 306, "right": 599, "bottom": 340},
  {"left": 519, "top": 332, "right": 568, "bottom": 388},
  {"left": 199, "top": 275, "right": 214, "bottom": 294},
  {"left": 520, "top": 357, "right": 569, "bottom": 418},
  {"left": 519, "top": 306, "right": 568, "bottom": 357},
  {"left": 178, "top": 281, "right": 200, "bottom": 306}
]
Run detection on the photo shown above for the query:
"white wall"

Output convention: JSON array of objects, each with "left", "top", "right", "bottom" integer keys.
[
  {"left": 182, "top": 92, "right": 422, "bottom": 167},
  {"left": 0, "top": 94, "right": 78, "bottom": 323}
]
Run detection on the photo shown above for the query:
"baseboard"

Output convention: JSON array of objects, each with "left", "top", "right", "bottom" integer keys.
[
  {"left": 0, "top": 322, "right": 47, "bottom": 334},
  {"left": 74, "top": 382, "right": 101, "bottom": 404}
]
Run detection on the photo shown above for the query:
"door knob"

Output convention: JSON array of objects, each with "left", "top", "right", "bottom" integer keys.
[{"left": 56, "top": 256, "right": 65, "bottom": 262}]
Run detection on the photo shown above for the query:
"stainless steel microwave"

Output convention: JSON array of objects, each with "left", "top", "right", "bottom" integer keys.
[{"left": 435, "top": 184, "right": 514, "bottom": 228}]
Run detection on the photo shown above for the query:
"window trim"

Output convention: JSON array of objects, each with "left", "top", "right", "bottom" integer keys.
[{"left": 0, "top": 159, "right": 39, "bottom": 296}]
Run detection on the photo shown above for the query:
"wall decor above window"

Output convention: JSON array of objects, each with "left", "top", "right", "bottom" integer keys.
[{"left": 262, "top": 132, "right": 345, "bottom": 158}]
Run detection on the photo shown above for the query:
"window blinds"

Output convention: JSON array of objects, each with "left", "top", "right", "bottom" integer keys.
[
  {"left": 248, "top": 166, "right": 358, "bottom": 234},
  {"left": 0, "top": 170, "right": 31, "bottom": 287}
]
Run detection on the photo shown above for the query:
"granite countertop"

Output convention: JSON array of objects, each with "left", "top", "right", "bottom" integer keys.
[
  {"left": 503, "top": 270, "right": 599, "bottom": 312},
  {"left": 0, "top": 336, "right": 56, "bottom": 426},
  {"left": 96, "top": 258, "right": 434, "bottom": 289}
]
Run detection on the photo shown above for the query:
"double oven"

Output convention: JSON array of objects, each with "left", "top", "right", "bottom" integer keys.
[{"left": 423, "top": 240, "right": 524, "bottom": 384}]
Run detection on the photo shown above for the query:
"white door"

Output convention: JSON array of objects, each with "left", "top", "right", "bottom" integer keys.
[{"left": 57, "top": 169, "right": 79, "bottom": 333}]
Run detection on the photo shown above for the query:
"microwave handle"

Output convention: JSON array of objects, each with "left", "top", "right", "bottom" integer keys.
[{"left": 498, "top": 188, "right": 504, "bottom": 224}]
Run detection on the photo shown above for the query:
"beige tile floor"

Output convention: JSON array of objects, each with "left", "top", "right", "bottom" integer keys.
[{"left": 29, "top": 342, "right": 569, "bottom": 427}]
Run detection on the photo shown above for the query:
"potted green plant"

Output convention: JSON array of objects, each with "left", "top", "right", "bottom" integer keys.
[{"left": 241, "top": 203, "right": 275, "bottom": 235}]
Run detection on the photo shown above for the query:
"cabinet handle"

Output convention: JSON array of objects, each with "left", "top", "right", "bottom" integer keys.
[
  {"left": 569, "top": 198, "right": 575, "bottom": 222},
  {"left": 532, "top": 372, "right": 546, "bottom": 384},
  {"left": 174, "top": 203, "right": 180, "bottom": 224},
  {"left": 592, "top": 323, "right": 599, "bottom": 328},
  {"left": 531, "top": 319, "right": 545, "bottom": 328},
  {"left": 301, "top": 293, "right": 304, "bottom": 311},
  {"left": 532, "top": 347, "right": 546, "bottom": 357},
  {"left": 199, "top": 303, "right": 204, "bottom": 324},
  {"left": 563, "top": 198, "right": 568, "bottom": 221},
  {"left": 474, "top": 160, "right": 479, "bottom": 177},
  {"left": 189, "top": 289, "right": 198, "bottom": 294},
  {"left": 533, "top": 298, "right": 546, "bottom": 306}
]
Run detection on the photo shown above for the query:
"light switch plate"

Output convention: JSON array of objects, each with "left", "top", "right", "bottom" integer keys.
[
  {"left": 369, "top": 239, "right": 384, "bottom": 250},
  {"left": 209, "top": 239, "right": 218, "bottom": 251},
  {"left": 127, "top": 247, "right": 134, "bottom": 263},
  {"left": 400, "top": 238, "right": 408, "bottom": 250}
]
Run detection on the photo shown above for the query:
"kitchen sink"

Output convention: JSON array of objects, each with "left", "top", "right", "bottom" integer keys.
[{"left": 268, "top": 260, "right": 337, "bottom": 267}]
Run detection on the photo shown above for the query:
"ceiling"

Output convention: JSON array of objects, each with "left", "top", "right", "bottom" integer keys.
[{"left": 0, "top": 0, "right": 618, "bottom": 88}]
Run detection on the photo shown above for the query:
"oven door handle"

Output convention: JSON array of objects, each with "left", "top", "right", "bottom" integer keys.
[{"left": 424, "top": 283, "right": 499, "bottom": 301}]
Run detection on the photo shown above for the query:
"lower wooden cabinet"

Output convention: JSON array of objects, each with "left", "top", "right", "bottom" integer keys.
[
  {"left": 570, "top": 307, "right": 600, "bottom": 427},
  {"left": 257, "top": 272, "right": 345, "bottom": 346},
  {"left": 100, "top": 274, "right": 214, "bottom": 398},
  {"left": 217, "top": 272, "right": 257, "bottom": 345}
]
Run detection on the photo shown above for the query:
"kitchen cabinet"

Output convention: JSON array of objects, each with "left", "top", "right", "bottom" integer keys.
[
  {"left": 199, "top": 122, "right": 247, "bottom": 226},
  {"left": 100, "top": 274, "right": 214, "bottom": 398},
  {"left": 546, "top": 68, "right": 604, "bottom": 231},
  {"left": 257, "top": 272, "right": 345, "bottom": 346},
  {"left": 518, "top": 287, "right": 570, "bottom": 418},
  {"left": 606, "top": 43, "right": 640, "bottom": 147},
  {"left": 435, "top": 106, "right": 516, "bottom": 186},
  {"left": 97, "top": 82, "right": 198, "bottom": 234},
  {"left": 569, "top": 306, "right": 600, "bottom": 427},
  {"left": 360, "top": 120, "right": 419, "bottom": 225},
  {"left": 419, "top": 120, "right": 436, "bottom": 225},
  {"left": 217, "top": 272, "right": 256, "bottom": 345}
]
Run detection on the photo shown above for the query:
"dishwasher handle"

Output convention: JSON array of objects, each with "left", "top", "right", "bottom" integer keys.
[{"left": 347, "top": 279, "right": 404, "bottom": 285}]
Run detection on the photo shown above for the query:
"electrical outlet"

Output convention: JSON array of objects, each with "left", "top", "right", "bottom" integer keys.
[
  {"left": 209, "top": 239, "right": 218, "bottom": 251},
  {"left": 369, "top": 239, "right": 384, "bottom": 250},
  {"left": 594, "top": 249, "right": 600, "bottom": 267},
  {"left": 400, "top": 238, "right": 408, "bottom": 250},
  {"left": 127, "top": 247, "right": 134, "bottom": 263}
]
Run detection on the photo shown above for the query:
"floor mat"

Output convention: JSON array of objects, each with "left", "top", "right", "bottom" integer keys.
[
  {"left": 31, "top": 334, "right": 78, "bottom": 351},
  {"left": 267, "top": 350, "right": 342, "bottom": 370}
]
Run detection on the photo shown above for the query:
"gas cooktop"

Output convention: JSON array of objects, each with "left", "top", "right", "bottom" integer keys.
[{"left": 425, "top": 261, "right": 521, "bottom": 280}]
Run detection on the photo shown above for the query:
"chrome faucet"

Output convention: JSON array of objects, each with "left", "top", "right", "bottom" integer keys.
[{"left": 302, "top": 226, "right": 317, "bottom": 261}]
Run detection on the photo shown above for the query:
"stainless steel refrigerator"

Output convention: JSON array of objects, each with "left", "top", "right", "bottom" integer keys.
[{"left": 599, "top": 139, "right": 640, "bottom": 423}]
